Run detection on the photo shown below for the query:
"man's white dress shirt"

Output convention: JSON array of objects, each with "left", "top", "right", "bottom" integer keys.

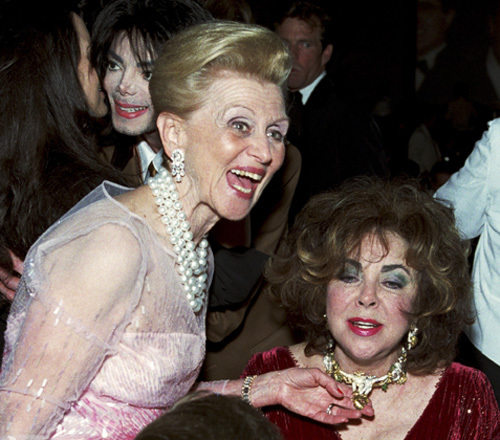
[{"left": 435, "top": 118, "right": 500, "bottom": 366}]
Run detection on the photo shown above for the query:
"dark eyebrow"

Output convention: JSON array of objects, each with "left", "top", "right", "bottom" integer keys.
[
  {"left": 138, "top": 60, "right": 154, "bottom": 70},
  {"left": 108, "top": 49, "right": 123, "bottom": 64},
  {"left": 345, "top": 259, "right": 361, "bottom": 270},
  {"left": 346, "top": 259, "right": 411, "bottom": 276},
  {"left": 381, "top": 264, "right": 411, "bottom": 275},
  {"left": 107, "top": 50, "right": 154, "bottom": 70}
]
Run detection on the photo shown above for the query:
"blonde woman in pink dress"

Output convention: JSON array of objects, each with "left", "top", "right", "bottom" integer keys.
[{"left": 0, "top": 20, "right": 371, "bottom": 439}]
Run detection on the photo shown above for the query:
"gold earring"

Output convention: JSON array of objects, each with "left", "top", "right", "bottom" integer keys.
[{"left": 407, "top": 325, "right": 418, "bottom": 350}]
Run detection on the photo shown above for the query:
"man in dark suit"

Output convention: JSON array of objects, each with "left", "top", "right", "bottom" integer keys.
[{"left": 275, "top": 2, "right": 389, "bottom": 224}]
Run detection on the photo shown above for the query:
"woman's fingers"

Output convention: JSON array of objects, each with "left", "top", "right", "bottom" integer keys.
[
  {"left": 275, "top": 368, "right": 369, "bottom": 425},
  {"left": 0, "top": 267, "right": 19, "bottom": 302},
  {"left": 0, "top": 251, "right": 23, "bottom": 302},
  {"left": 9, "top": 249, "right": 24, "bottom": 275}
]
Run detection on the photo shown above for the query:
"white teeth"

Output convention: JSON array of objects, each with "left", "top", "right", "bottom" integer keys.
[
  {"left": 352, "top": 321, "right": 378, "bottom": 329},
  {"left": 230, "top": 169, "right": 262, "bottom": 181},
  {"left": 232, "top": 184, "right": 251, "bottom": 194},
  {"left": 119, "top": 105, "right": 147, "bottom": 113}
]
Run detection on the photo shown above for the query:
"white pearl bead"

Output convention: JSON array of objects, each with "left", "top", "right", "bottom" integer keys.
[{"left": 149, "top": 166, "right": 208, "bottom": 313}]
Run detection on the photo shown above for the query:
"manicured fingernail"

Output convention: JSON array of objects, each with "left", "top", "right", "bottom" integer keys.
[{"left": 337, "top": 387, "right": 344, "bottom": 395}]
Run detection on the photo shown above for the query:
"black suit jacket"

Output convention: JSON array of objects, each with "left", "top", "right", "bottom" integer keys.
[{"left": 287, "top": 75, "right": 389, "bottom": 223}]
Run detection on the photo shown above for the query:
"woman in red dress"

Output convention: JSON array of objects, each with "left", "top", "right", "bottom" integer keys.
[{"left": 242, "top": 177, "right": 500, "bottom": 440}]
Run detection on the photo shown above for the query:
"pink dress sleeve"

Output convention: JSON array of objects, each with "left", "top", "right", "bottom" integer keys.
[{"left": 0, "top": 222, "right": 144, "bottom": 438}]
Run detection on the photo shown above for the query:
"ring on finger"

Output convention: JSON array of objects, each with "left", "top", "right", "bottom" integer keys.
[{"left": 326, "top": 403, "right": 335, "bottom": 415}]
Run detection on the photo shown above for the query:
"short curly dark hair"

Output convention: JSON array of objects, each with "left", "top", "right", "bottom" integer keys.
[{"left": 265, "top": 176, "right": 474, "bottom": 374}]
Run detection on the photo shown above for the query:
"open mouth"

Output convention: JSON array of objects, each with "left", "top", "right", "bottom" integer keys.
[
  {"left": 347, "top": 318, "right": 383, "bottom": 336},
  {"left": 114, "top": 101, "right": 149, "bottom": 119},
  {"left": 349, "top": 320, "right": 380, "bottom": 329},
  {"left": 118, "top": 104, "right": 147, "bottom": 113},
  {"left": 228, "top": 169, "right": 263, "bottom": 195}
]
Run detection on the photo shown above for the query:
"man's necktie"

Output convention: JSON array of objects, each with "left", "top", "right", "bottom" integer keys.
[
  {"left": 287, "top": 91, "right": 305, "bottom": 146},
  {"left": 417, "top": 59, "right": 429, "bottom": 76},
  {"left": 148, "top": 162, "right": 157, "bottom": 178}
]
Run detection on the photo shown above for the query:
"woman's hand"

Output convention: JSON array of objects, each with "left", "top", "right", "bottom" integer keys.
[
  {"left": 251, "top": 367, "right": 374, "bottom": 424},
  {"left": 0, "top": 250, "right": 23, "bottom": 302}
]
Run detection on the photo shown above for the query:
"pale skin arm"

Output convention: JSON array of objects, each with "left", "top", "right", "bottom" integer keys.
[
  {"left": 196, "top": 368, "right": 374, "bottom": 425},
  {"left": 0, "top": 250, "right": 23, "bottom": 302}
]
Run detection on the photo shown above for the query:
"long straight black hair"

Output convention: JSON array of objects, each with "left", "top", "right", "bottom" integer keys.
[{"left": 0, "top": 0, "right": 132, "bottom": 268}]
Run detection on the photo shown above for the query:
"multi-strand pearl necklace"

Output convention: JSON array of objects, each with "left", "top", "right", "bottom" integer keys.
[{"left": 148, "top": 166, "right": 209, "bottom": 313}]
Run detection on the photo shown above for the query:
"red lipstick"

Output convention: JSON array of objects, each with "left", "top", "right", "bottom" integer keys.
[
  {"left": 347, "top": 317, "right": 383, "bottom": 337},
  {"left": 113, "top": 100, "right": 148, "bottom": 119}
]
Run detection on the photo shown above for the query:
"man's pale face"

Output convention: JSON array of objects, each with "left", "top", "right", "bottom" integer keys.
[
  {"left": 103, "top": 34, "right": 156, "bottom": 137},
  {"left": 277, "top": 17, "right": 332, "bottom": 91}
]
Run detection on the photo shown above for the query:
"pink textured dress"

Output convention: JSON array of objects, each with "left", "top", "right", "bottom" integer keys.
[{"left": 0, "top": 182, "right": 213, "bottom": 439}]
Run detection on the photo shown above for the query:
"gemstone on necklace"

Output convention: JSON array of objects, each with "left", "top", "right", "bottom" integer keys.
[{"left": 323, "top": 344, "right": 409, "bottom": 409}]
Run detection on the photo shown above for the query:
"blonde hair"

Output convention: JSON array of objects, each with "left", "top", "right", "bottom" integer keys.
[{"left": 149, "top": 20, "right": 292, "bottom": 118}]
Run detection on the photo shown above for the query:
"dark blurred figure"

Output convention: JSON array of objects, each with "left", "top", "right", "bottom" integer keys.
[
  {"left": 412, "top": 0, "right": 493, "bottom": 184},
  {"left": 415, "top": 0, "right": 489, "bottom": 122},
  {"left": 429, "top": 158, "right": 455, "bottom": 192},
  {"left": 407, "top": 103, "right": 442, "bottom": 176},
  {"left": 459, "top": 0, "right": 500, "bottom": 118},
  {"left": 275, "top": 1, "right": 389, "bottom": 225},
  {"left": 134, "top": 392, "right": 282, "bottom": 440},
  {"left": 201, "top": 0, "right": 255, "bottom": 23},
  {"left": 415, "top": 0, "right": 458, "bottom": 103}
]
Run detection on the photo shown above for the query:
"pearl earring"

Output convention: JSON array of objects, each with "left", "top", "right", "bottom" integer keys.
[{"left": 171, "top": 148, "right": 185, "bottom": 183}]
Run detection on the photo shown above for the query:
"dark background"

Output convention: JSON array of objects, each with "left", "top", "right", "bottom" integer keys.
[{"left": 247, "top": 0, "right": 492, "bottom": 112}]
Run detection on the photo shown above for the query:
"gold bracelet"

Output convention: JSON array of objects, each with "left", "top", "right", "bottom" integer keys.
[{"left": 241, "top": 375, "right": 257, "bottom": 405}]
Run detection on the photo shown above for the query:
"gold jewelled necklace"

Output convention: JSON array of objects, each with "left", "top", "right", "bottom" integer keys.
[{"left": 323, "top": 327, "right": 418, "bottom": 410}]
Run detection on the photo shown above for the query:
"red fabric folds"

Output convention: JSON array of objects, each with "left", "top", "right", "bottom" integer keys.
[{"left": 242, "top": 346, "right": 500, "bottom": 440}]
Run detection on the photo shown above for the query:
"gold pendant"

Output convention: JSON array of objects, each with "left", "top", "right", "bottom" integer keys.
[{"left": 352, "top": 392, "right": 370, "bottom": 410}]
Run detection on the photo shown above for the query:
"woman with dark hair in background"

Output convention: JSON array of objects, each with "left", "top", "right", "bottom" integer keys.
[{"left": 0, "top": 1, "right": 132, "bottom": 303}]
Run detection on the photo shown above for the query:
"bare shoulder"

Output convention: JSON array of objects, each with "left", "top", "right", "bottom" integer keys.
[{"left": 288, "top": 342, "right": 323, "bottom": 370}]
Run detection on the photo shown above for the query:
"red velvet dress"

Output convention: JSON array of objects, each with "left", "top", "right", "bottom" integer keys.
[{"left": 242, "top": 347, "right": 500, "bottom": 440}]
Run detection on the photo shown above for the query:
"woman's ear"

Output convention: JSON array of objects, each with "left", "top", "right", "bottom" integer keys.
[{"left": 156, "top": 112, "right": 185, "bottom": 159}]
